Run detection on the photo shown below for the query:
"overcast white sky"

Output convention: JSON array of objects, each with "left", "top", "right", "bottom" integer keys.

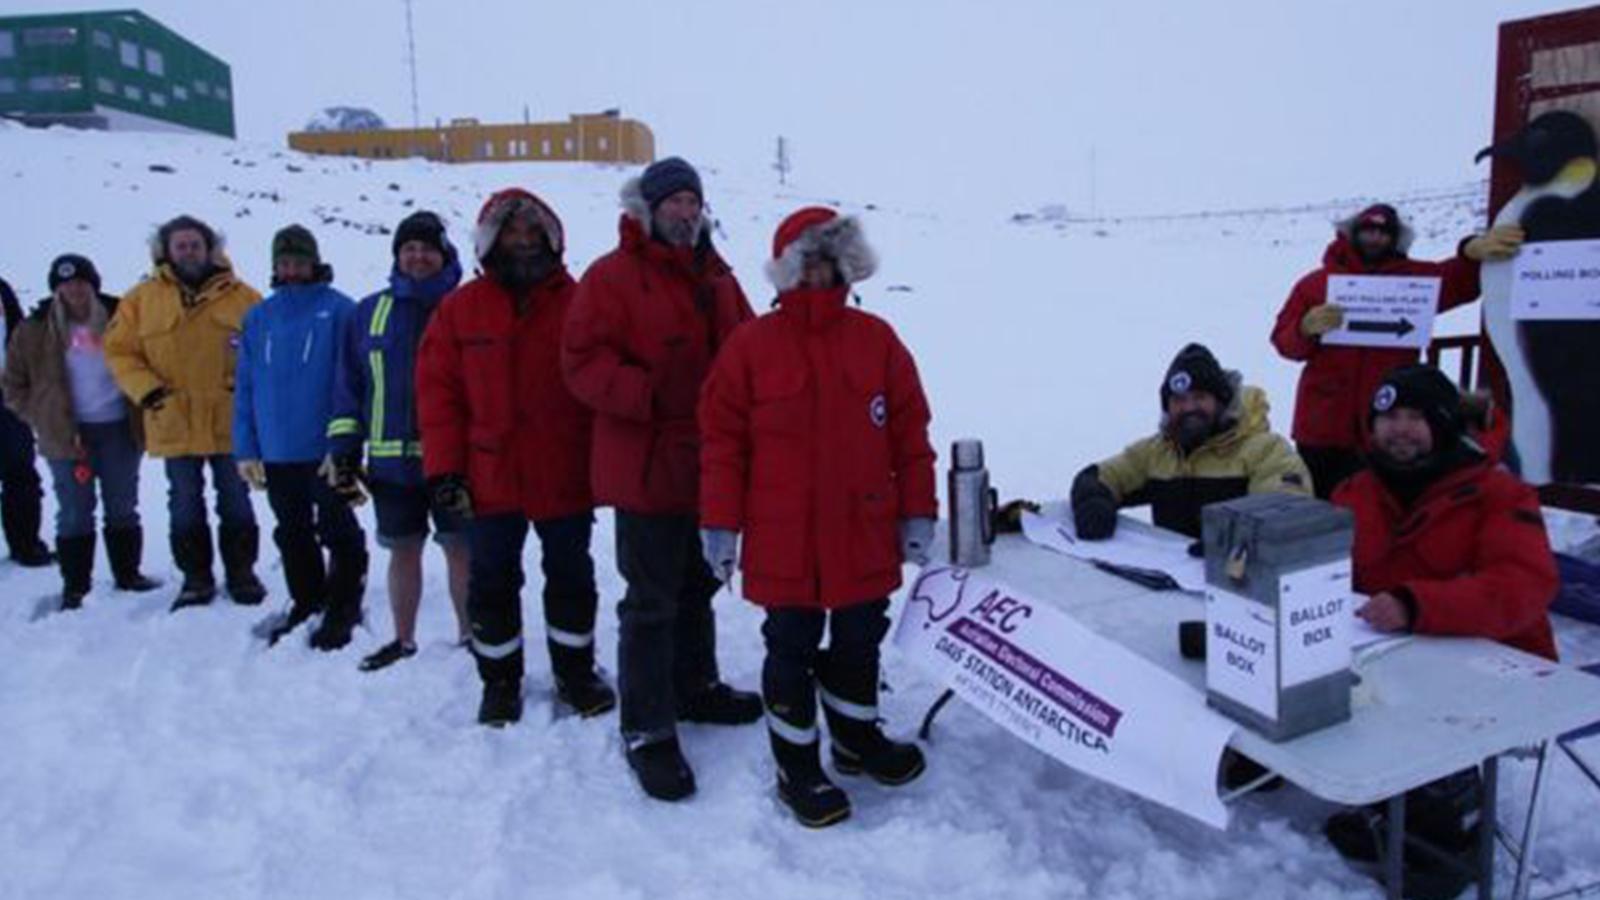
[{"left": 15, "top": 0, "right": 1581, "bottom": 214}]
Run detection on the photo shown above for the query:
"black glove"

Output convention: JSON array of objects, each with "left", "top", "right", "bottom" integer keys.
[
  {"left": 1071, "top": 465, "right": 1118, "bottom": 541},
  {"left": 140, "top": 386, "right": 173, "bottom": 411},
  {"left": 427, "top": 474, "right": 474, "bottom": 519},
  {"left": 993, "top": 498, "right": 1041, "bottom": 534}
]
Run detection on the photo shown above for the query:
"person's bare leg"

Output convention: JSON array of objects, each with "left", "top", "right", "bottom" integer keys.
[
  {"left": 443, "top": 540, "right": 471, "bottom": 643},
  {"left": 388, "top": 542, "right": 424, "bottom": 646}
]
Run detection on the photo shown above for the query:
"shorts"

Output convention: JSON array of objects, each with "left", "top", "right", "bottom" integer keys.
[{"left": 369, "top": 479, "right": 468, "bottom": 549}]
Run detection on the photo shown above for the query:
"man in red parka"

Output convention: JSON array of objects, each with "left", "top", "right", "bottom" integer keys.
[
  {"left": 700, "top": 207, "right": 938, "bottom": 828},
  {"left": 1336, "top": 364, "right": 1557, "bottom": 657},
  {"left": 1270, "top": 204, "right": 1522, "bottom": 499},
  {"left": 1323, "top": 363, "right": 1557, "bottom": 894},
  {"left": 417, "top": 189, "right": 612, "bottom": 727},
  {"left": 562, "top": 158, "right": 762, "bottom": 801}
]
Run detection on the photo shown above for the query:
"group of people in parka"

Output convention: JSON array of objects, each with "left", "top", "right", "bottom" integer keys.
[
  {"left": 0, "top": 157, "right": 933, "bottom": 826},
  {"left": 0, "top": 152, "right": 1564, "bottom": 858}
]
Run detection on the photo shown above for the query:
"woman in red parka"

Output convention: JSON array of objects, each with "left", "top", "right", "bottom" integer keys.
[{"left": 699, "top": 207, "right": 938, "bottom": 828}]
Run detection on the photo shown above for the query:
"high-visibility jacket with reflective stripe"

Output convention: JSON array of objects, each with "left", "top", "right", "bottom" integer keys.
[{"left": 328, "top": 262, "right": 461, "bottom": 486}]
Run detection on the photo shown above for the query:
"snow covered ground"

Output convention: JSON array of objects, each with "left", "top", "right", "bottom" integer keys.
[{"left": 2, "top": 122, "right": 1599, "bottom": 899}]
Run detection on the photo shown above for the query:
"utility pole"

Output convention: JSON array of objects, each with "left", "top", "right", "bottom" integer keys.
[
  {"left": 404, "top": 0, "right": 420, "bottom": 129},
  {"left": 1089, "top": 144, "right": 1099, "bottom": 218},
  {"left": 774, "top": 136, "right": 791, "bottom": 186}
]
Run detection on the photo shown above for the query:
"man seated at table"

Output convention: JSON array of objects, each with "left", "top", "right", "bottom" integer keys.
[
  {"left": 1061, "top": 343, "right": 1311, "bottom": 540},
  {"left": 1323, "top": 363, "right": 1558, "bottom": 897}
]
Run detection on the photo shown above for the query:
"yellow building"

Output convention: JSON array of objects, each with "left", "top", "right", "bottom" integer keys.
[{"left": 287, "top": 111, "right": 655, "bottom": 164}]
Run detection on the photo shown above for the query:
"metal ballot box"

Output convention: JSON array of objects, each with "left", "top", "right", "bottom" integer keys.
[{"left": 1201, "top": 494, "right": 1356, "bottom": 742}]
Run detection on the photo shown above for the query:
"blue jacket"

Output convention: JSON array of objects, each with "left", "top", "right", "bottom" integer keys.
[
  {"left": 233, "top": 281, "right": 356, "bottom": 463},
  {"left": 327, "top": 260, "right": 462, "bottom": 485}
]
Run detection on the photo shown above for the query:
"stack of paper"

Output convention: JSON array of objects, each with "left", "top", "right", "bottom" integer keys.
[{"left": 1019, "top": 510, "right": 1209, "bottom": 593}]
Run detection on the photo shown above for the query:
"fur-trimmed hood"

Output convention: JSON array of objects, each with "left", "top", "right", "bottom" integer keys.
[
  {"left": 765, "top": 207, "right": 878, "bottom": 292},
  {"left": 146, "top": 221, "right": 229, "bottom": 267},
  {"left": 1333, "top": 206, "right": 1415, "bottom": 256},
  {"left": 474, "top": 188, "right": 565, "bottom": 264},
  {"left": 620, "top": 175, "right": 652, "bottom": 226}
]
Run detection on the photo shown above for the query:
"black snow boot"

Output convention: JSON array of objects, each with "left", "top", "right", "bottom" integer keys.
[
  {"left": 261, "top": 603, "right": 319, "bottom": 646},
  {"left": 550, "top": 640, "right": 616, "bottom": 718},
  {"left": 678, "top": 682, "right": 763, "bottom": 725},
  {"left": 626, "top": 737, "right": 697, "bottom": 802},
  {"left": 219, "top": 523, "right": 267, "bottom": 605},
  {"left": 820, "top": 657, "right": 925, "bottom": 786},
  {"left": 57, "top": 533, "right": 95, "bottom": 611},
  {"left": 772, "top": 731, "right": 851, "bottom": 828},
  {"left": 104, "top": 527, "right": 161, "bottom": 592},
  {"left": 310, "top": 545, "right": 366, "bottom": 651},
  {"left": 1325, "top": 808, "right": 1478, "bottom": 900},
  {"left": 3, "top": 472, "right": 53, "bottom": 567},
  {"left": 265, "top": 529, "right": 325, "bottom": 644},
  {"left": 478, "top": 678, "right": 523, "bottom": 727},
  {"left": 828, "top": 721, "right": 925, "bottom": 785},
  {"left": 764, "top": 663, "right": 850, "bottom": 827},
  {"left": 1324, "top": 770, "right": 1482, "bottom": 900},
  {"left": 169, "top": 527, "right": 217, "bottom": 611},
  {"left": 9, "top": 541, "right": 54, "bottom": 567}
]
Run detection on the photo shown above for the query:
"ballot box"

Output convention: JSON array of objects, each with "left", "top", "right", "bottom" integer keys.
[{"left": 1201, "top": 494, "right": 1356, "bottom": 742}]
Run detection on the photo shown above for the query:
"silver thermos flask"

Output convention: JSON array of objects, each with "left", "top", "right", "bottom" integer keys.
[{"left": 948, "top": 438, "right": 996, "bottom": 567}]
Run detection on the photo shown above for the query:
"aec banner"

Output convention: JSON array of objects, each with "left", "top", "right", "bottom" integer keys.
[{"left": 894, "top": 564, "right": 1236, "bottom": 828}]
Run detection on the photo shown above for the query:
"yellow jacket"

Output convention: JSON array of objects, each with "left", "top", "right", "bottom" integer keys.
[
  {"left": 1095, "top": 385, "right": 1311, "bottom": 536},
  {"left": 104, "top": 259, "right": 261, "bottom": 458}
]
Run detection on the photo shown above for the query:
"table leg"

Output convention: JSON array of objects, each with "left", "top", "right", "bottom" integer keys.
[
  {"left": 1479, "top": 756, "right": 1499, "bottom": 900},
  {"left": 1386, "top": 792, "right": 1406, "bottom": 900},
  {"left": 919, "top": 688, "right": 956, "bottom": 740},
  {"left": 1512, "top": 739, "right": 1553, "bottom": 900}
]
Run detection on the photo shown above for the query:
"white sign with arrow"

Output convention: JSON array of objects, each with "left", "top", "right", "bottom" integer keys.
[{"left": 1321, "top": 274, "right": 1441, "bottom": 350}]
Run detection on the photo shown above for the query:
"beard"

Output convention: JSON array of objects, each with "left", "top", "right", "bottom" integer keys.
[
  {"left": 1354, "top": 237, "right": 1396, "bottom": 265},
  {"left": 1372, "top": 435, "right": 1430, "bottom": 467},
  {"left": 1369, "top": 435, "right": 1476, "bottom": 506},
  {"left": 1169, "top": 410, "right": 1217, "bottom": 453},
  {"left": 172, "top": 258, "right": 212, "bottom": 287},
  {"left": 652, "top": 212, "right": 703, "bottom": 248},
  {"left": 1370, "top": 445, "right": 1442, "bottom": 505},
  {"left": 488, "top": 245, "right": 555, "bottom": 290}
]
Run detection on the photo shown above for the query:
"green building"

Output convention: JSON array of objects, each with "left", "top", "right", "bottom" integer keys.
[{"left": 0, "top": 9, "right": 234, "bottom": 138}]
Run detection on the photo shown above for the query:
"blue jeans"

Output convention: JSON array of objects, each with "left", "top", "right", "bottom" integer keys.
[
  {"left": 164, "top": 454, "right": 255, "bottom": 534},
  {"left": 47, "top": 421, "right": 142, "bottom": 539}
]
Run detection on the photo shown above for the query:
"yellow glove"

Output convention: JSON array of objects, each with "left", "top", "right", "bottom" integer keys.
[
  {"left": 236, "top": 459, "right": 267, "bottom": 491},
  {"left": 1300, "top": 303, "right": 1345, "bottom": 338},
  {"left": 1464, "top": 224, "right": 1526, "bottom": 261}
]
